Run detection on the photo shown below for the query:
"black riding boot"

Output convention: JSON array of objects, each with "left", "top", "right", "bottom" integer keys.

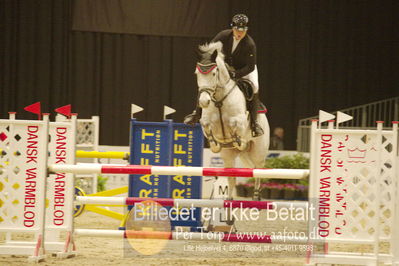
[
  {"left": 184, "top": 106, "right": 202, "bottom": 126},
  {"left": 249, "top": 93, "right": 264, "bottom": 137}
]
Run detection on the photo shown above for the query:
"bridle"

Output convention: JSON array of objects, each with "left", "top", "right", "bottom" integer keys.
[
  {"left": 196, "top": 62, "right": 235, "bottom": 108},
  {"left": 196, "top": 62, "right": 236, "bottom": 142}
]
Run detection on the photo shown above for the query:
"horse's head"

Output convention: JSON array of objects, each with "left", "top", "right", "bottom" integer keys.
[{"left": 195, "top": 42, "right": 230, "bottom": 108}]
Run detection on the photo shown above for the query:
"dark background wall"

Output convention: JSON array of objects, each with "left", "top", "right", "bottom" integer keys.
[{"left": 1, "top": 0, "right": 398, "bottom": 149}]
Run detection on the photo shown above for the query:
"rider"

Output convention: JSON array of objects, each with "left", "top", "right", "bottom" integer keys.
[{"left": 184, "top": 13, "right": 264, "bottom": 137}]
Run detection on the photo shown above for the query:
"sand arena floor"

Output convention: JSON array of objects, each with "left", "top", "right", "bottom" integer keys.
[{"left": 0, "top": 202, "right": 378, "bottom": 266}]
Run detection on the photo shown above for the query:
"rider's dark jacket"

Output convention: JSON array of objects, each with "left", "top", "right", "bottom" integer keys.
[{"left": 211, "top": 29, "right": 256, "bottom": 79}]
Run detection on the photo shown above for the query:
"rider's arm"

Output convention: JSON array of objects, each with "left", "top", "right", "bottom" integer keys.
[
  {"left": 211, "top": 30, "right": 230, "bottom": 43},
  {"left": 234, "top": 41, "right": 256, "bottom": 79}
]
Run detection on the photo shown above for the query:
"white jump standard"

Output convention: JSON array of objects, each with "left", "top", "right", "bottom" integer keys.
[{"left": 49, "top": 164, "right": 310, "bottom": 179}]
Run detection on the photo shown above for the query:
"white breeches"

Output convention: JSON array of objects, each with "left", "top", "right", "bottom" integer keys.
[{"left": 242, "top": 65, "right": 259, "bottom": 94}]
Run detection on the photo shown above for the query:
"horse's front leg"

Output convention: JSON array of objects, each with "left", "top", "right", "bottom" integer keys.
[
  {"left": 228, "top": 114, "right": 248, "bottom": 151},
  {"left": 200, "top": 115, "right": 211, "bottom": 136},
  {"left": 220, "top": 149, "right": 239, "bottom": 200},
  {"left": 200, "top": 114, "right": 221, "bottom": 153},
  {"left": 253, "top": 178, "right": 261, "bottom": 200}
]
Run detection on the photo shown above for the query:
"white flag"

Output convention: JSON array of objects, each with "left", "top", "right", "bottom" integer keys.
[
  {"left": 131, "top": 104, "right": 144, "bottom": 118},
  {"left": 163, "top": 105, "right": 176, "bottom": 120},
  {"left": 319, "top": 110, "right": 335, "bottom": 123},
  {"left": 337, "top": 111, "right": 353, "bottom": 125}
]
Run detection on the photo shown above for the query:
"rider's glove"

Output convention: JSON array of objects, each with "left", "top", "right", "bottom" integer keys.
[{"left": 228, "top": 70, "right": 236, "bottom": 79}]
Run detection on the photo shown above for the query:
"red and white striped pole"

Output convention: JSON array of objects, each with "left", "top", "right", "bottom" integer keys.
[{"left": 50, "top": 164, "right": 309, "bottom": 179}]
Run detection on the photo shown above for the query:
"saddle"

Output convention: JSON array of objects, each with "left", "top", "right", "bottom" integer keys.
[
  {"left": 236, "top": 78, "right": 267, "bottom": 112},
  {"left": 236, "top": 79, "right": 255, "bottom": 101}
]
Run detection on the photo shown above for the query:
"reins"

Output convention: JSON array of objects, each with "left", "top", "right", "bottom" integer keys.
[{"left": 198, "top": 66, "right": 235, "bottom": 142}]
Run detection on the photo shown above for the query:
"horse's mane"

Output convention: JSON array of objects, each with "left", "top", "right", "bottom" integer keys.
[{"left": 198, "top": 41, "right": 225, "bottom": 61}]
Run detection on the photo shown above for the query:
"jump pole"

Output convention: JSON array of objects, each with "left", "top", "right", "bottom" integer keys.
[
  {"left": 74, "top": 229, "right": 309, "bottom": 244},
  {"left": 76, "top": 196, "right": 308, "bottom": 209},
  {"left": 76, "top": 150, "right": 129, "bottom": 160},
  {"left": 74, "top": 229, "right": 273, "bottom": 243},
  {"left": 49, "top": 164, "right": 309, "bottom": 179}
]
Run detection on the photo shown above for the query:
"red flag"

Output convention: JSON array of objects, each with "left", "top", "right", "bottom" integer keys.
[
  {"left": 24, "top": 102, "right": 42, "bottom": 120},
  {"left": 55, "top": 104, "right": 72, "bottom": 118}
]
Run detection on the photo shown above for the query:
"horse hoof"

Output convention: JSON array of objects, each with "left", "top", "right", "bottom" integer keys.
[
  {"left": 233, "top": 141, "right": 247, "bottom": 151},
  {"left": 252, "top": 192, "right": 261, "bottom": 201},
  {"left": 226, "top": 217, "right": 235, "bottom": 226},
  {"left": 210, "top": 143, "right": 222, "bottom": 153}
]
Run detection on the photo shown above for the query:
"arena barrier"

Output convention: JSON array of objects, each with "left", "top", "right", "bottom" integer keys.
[{"left": 0, "top": 111, "right": 398, "bottom": 265}]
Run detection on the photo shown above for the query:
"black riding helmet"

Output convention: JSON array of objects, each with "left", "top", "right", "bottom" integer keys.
[{"left": 230, "top": 14, "right": 248, "bottom": 31}]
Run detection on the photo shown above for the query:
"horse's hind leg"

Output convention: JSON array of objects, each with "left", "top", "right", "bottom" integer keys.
[
  {"left": 253, "top": 178, "right": 261, "bottom": 200},
  {"left": 240, "top": 144, "right": 267, "bottom": 201},
  {"left": 219, "top": 149, "right": 239, "bottom": 228},
  {"left": 253, "top": 159, "right": 267, "bottom": 200}
]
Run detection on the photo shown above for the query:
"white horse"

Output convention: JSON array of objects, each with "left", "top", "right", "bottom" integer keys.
[{"left": 195, "top": 41, "right": 270, "bottom": 199}]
